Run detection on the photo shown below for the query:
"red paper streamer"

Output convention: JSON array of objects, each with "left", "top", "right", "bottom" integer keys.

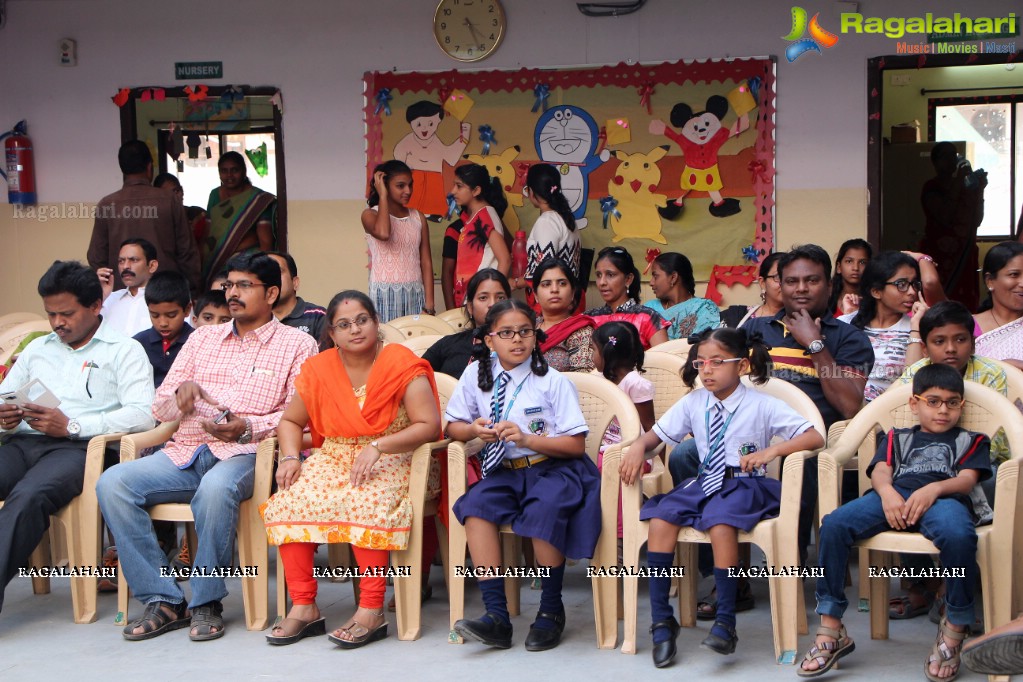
[{"left": 704, "top": 265, "right": 758, "bottom": 305}]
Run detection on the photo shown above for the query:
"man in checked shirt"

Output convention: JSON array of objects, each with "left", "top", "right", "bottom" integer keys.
[{"left": 98, "top": 252, "right": 318, "bottom": 642}]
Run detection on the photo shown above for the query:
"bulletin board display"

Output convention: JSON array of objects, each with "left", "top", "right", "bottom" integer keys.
[{"left": 363, "top": 58, "right": 776, "bottom": 282}]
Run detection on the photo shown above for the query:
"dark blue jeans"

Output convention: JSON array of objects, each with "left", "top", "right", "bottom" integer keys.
[{"left": 815, "top": 488, "right": 978, "bottom": 627}]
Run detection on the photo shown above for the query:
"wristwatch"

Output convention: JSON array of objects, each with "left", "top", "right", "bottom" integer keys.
[
  {"left": 237, "top": 418, "right": 253, "bottom": 445},
  {"left": 66, "top": 418, "right": 82, "bottom": 439},
  {"left": 806, "top": 339, "right": 825, "bottom": 355}
]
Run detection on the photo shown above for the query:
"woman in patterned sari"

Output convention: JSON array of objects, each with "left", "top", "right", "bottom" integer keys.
[
  {"left": 261, "top": 290, "right": 440, "bottom": 648},
  {"left": 975, "top": 241, "right": 1023, "bottom": 371},
  {"left": 202, "top": 151, "right": 276, "bottom": 286}
]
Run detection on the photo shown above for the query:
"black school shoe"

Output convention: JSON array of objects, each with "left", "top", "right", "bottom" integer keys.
[
  {"left": 525, "top": 610, "right": 566, "bottom": 651},
  {"left": 651, "top": 616, "right": 681, "bottom": 668},
  {"left": 453, "top": 613, "right": 513, "bottom": 649},
  {"left": 701, "top": 621, "right": 738, "bottom": 655}
]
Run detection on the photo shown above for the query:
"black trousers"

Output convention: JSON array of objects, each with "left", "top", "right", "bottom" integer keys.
[{"left": 0, "top": 434, "right": 90, "bottom": 613}]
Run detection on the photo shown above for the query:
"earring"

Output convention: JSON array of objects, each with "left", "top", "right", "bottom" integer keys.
[{"left": 759, "top": 290, "right": 766, "bottom": 303}]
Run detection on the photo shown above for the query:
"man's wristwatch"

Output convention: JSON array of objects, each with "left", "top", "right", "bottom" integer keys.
[
  {"left": 66, "top": 418, "right": 82, "bottom": 439},
  {"left": 806, "top": 339, "right": 825, "bottom": 355},
  {"left": 237, "top": 418, "right": 253, "bottom": 445}
]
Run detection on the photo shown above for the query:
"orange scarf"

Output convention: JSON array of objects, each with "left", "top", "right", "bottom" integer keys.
[{"left": 295, "top": 344, "right": 439, "bottom": 448}]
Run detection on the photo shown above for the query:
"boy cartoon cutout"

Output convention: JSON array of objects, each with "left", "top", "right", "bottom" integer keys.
[{"left": 393, "top": 100, "right": 472, "bottom": 219}]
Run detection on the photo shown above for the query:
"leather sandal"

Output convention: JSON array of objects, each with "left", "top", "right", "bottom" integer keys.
[
  {"left": 122, "top": 600, "right": 190, "bottom": 641},
  {"left": 328, "top": 612, "right": 389, "bottom": 649},
  {"left": 696, "top": 580, "right": 755, "bottom": 620},
  {"left": 189, "top": 600, "right": 225, "bottom": 642},
  {"left": 265, "top": 617, "right": 327, "bottom": 646},
  {"left": 650, "top": 616, "right": 681, "bottom": 668},
  {"left": 926, "top": 616, "right": 967, "bottom": 682},
  {"left": 798, "top": 624, "right": 856, "bottom": 677}
]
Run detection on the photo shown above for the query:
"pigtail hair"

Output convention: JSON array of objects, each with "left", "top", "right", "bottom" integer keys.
[
  {"left": 550, "top": 190, "right": 577, "bottom": 232},
  {"left": 485, "top": 176, "right": 509, "bottom": 218},
  {"left": 471, "top": 326, "right": 496, "bottom": 392},
  {"left": 531, "top": 328, "right": 550, "bottom": 377},
  {"left": 681, "top": 341, "right": 701, "bottom": 388},
  {"left": 744, "top": 330, "right": 773, "bottom": 385}
]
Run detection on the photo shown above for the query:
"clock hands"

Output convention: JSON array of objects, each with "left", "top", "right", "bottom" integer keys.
[{"left": 463, "top": 17, "right": 485, "bottom": 47}]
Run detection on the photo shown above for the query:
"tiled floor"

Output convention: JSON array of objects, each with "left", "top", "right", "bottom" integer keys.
[{"left": 0, "top": 550, "right": 995, "bottom": 682}]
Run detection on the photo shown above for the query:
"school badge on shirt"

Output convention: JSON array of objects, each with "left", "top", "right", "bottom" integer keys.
[{"left": 528, "top": 417, "right": 548, "bottom": 436}]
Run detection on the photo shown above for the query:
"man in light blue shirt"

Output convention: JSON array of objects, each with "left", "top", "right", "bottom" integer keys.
[{"left": 0, "top": 261, "right": 155, "bottom": 614}]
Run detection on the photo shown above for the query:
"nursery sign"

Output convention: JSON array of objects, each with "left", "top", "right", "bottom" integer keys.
[{"left": 175, "top": 62, "right": 223, "bottom": 80}]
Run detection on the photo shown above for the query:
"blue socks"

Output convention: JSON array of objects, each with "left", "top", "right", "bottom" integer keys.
[
  {"left": 712, "top": 567, "right": 738, "bottom": 639},
  {"left": 533, "top": 562, "right": 566, "bottom": 630},
  {"left": 648, "top": 551, "right": 676, "bottom": 644},
  {"left": 479, "top": 577, "right": 510, "bottom": 627}
]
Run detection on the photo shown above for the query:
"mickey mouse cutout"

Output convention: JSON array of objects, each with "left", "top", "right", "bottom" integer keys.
[{"left": 650, "top": 95, "right": 749, "bottom": 218}]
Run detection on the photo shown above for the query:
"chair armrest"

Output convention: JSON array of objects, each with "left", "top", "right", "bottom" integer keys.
[
  {"left": 777, "top": 450, "right": 811, "bottom": 527},
  {"left": 120, "top": 420, "right": 180, "bottom": 462},
  {"left": 251, "top": 437, "right": 277, "bottom": 508},
  {"left": 620, "top": 444, "right": 661, "bottom": 534},
  {"left": 827, "top": 419, "right": 850, "bottom": 449}
]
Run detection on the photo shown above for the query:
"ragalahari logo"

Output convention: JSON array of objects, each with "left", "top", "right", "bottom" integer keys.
[{"left": 783, "top": 7, "right": 840, "bottom": 62}]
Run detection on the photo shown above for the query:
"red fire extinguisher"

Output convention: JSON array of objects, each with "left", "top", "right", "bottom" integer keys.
[{"left": 0, "top": 121, "right": 37, "bottom": 204}]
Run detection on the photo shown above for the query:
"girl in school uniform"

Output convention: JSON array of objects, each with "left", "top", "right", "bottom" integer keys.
[
  {"left": 445, "top": 299, "right": 598, "bottom": 652},
  {"left": 621, "top": 327, "right": 824, "bottom": 668}
]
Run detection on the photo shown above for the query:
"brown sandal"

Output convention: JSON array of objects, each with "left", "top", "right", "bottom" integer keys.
[
  {"left": 925, "top": 617, "right": 967, "bottom": 682},
  {"left": 328, "top": 611, "right": 389, "bottom": 649},
  {"left": 798, "top": 625, "right": 856, "bottom": 677},
  {"left": 122, "top": 601, "right": 190, "bottom": 641}
]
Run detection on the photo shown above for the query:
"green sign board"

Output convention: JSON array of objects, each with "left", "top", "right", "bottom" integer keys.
[{"left": 175, "top": 61, "right": 223, "bottom": 80}]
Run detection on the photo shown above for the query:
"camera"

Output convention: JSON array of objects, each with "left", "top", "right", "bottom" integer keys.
[{"left": 955, "top": 155, "right": 987, "bottom": 189}]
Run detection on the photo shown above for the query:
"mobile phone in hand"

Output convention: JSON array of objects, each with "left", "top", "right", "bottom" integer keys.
[{"left": 214, "top": 409, "right": 230, "bottom": 424}]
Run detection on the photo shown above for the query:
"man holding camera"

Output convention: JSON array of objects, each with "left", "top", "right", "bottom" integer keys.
[{"left": 921, "top": 140, "right": 988, "bottom": 310}]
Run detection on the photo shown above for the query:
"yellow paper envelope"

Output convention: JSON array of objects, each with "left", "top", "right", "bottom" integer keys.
[
  {"left": 605, "top": 117, "right": 631, "bottom": 146},
  {"left": 726, "top": 82, "right": 757, "bottom": 117},
  {"left": 443, "top": 89, "right": 475, "bottom": 121}
]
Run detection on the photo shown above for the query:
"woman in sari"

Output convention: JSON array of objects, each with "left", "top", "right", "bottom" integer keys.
[
  {"left": 975, "top": 241, "right": 1023, "bottom": 370},
  {"left": 202, "top": 151, "right": 276, "bottom": 286},
  {"left": 644, "top": 251, "right": 720, "bottom": 339},
  {"left": 533, "top": 257, "right": 595, "bottom": 372},
  {"left": 261, "top": 290, "right": 440, "bottom": 648}
]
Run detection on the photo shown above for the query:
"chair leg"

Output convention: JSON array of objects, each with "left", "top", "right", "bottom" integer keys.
[
  {"left": 591, "top": 525, "right": 618, "bottom": 649},
  {"left": 857, "top": 546, "right": 871, "bottom": 611},
  {"left": 65, "top": 513, "right": 98, "bottom": 624},
  {"left": 115, "top": 559, "right": 130, "bottom": 626},
  {"left": 275, "top": 547, "right": 288, "bottom": 626},
  {"left": 621, "top": 530, "right": 643, "bottom": 654},
  {"left": 448, "top": 514, "right": 468, "bottom": 643},
  {"left": 328, "top": 543, "right": 351, "bottom": 572},
  {"left": 236, "top": 501, "right": 268, "bottom": 631},
  {"left": 677, "top": 543, "right": 698, "bottom": 628},
  {"left": 394, "top": 508, "right": 424, "bottom": 641},
  {"left": 29, "top": 531, "right": 51, "bottom": 595},
  {"left": 868, "top": 549, "right": 890, "bottom": 640},
  {"left": 435, "top": 516, "right": 450, "bottom": 595},
  {"left": 502, "top": 533, "right": 521, "bottom": 617}
]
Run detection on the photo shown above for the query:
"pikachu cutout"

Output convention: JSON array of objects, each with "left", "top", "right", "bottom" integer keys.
[
  {"left": 463, "top": 145, "right": 522, "bottom": 232},
  {"left": 607, "top": 145, "right": 669, "bottom": 244}
]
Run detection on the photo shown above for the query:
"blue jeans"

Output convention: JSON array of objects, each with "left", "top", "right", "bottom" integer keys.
[
  {"left": 96, "top": 445, "right": 255, "bottom": 609},
  {"left": 815, "top": 488, "right": 978, "bottom": 627}
]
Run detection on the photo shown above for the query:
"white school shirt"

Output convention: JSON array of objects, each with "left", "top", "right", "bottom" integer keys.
[
  {"left": 445, "top": 357, "right": 588, "bottom": 460},
  {"left": 653, "top": 383, "right": 813, "bottom": 467},
  {"left": 100, "top": 287, "right": 152, "bottom": 337}
]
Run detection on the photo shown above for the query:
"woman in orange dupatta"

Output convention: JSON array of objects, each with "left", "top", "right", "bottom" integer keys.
[{"left": 261, "top": 291, "right": 440, "bottom": 648}]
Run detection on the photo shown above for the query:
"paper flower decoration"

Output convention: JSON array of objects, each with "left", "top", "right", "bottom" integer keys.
[
  {"left": 140, "top": 88, "right": 166, "bottom": 102},
  {"left": 111, "top": 88, "right": 131, "bottom": 107},
  {"left": 184, "top": 85, "right": 209, "bottom": 102},
  {"left": 599, "top": 196, "right": 621, "bottom": 230},
  {"left": 477, "top": 125, "right": 497, "bottom": 155},
  {"left": 531, "top": 83, "right": 550, "bottom": 113},
  {"left": 742, "top": 245, "right": 760, "bottom": 264},
  {"left": 637, "top": 82, "right": 654, "bottom": 115},
  {"left": 446, "top": 194, "right": 459, "bottom": 220},
  {"left": 643, "top": 247, "right": 661, "bottom": 274},
  {"left": 220, "top": 85, "right": 244, "bottom": 103},
  {"left": 374, "top": 88, "right": 392, "bottom": 116}
]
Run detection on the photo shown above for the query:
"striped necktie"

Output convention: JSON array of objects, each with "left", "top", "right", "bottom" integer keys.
[
  {"left": 480, "top": 371, "right": 511, "bottom": 478},
  {"left": 701, "top": 402, "right": 728, "bottom": 495}
]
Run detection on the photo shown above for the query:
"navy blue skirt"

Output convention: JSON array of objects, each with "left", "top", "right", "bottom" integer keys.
[
  {"left": 640, "top": 476, "right": 782, "bottom": 532},
  {"left": 453, "top": 457, "right": 601, "bottom": 560}
]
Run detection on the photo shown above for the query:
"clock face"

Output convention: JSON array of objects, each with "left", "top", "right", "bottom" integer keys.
[{"left": 434, "top": 0, "right": 505, "bottom": 62}]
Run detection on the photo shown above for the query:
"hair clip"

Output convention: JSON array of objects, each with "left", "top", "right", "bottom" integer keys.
[
  {"left": 686, "top": 333, "right": 703, "bottom": 345},
  {"left": 608, "top": 335, "right": 617, "bottom": 346},
  {"left": 550, "top": 185, "right": 558, "bottom": 192}
]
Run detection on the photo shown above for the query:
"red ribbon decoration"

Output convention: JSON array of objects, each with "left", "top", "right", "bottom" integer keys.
[
  {"left": 111, "top": 88, "right": 131, "bottom": 107},
  {"left": 704, "top": 265, "right": 758, "bottom": 306},
  {"left": 437, "top": 86, "right": 452, "bottom": 109},
  {"left": 638, "top": 82, "right": 654, "bottom": 115},
  {"left": 747, "top": 160, "right": 768, "bottom": 184},
  {"left": 642, "top": 248, "right": 661, "bottom": 274},
  {"left": 513, "top": 161, "right": 531, "bottom": 190},
  {"left": 596, "top": 126, "right": 608, "bottom": 155},
  {"left": 184, "top": 84, "right": 209, "bottom": 102},
  {"left": 140, "top": 88, "right": 166, "bottom": 102}
]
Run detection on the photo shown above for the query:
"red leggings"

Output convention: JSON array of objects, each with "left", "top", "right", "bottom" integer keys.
[{"left": 279, "top": 543, "right": 388, "bottom": 610}]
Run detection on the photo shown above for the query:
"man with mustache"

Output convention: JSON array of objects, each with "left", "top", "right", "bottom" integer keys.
[
  {"left": 98, "top": 252, "right": 317, "bottom": 643},
  {"left": 0, "top": 261, "right": 155, "bottom": 615},
  {"left": 97, "top": 237, "right": 160, "bottom": 337}
]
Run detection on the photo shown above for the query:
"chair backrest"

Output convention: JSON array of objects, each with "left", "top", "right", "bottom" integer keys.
[
  {"left": 437, "top": 308, "right": 471, "bottom": 332},
  {"left": 740, "top": 375, "right": 826, "bottom": 478},
  {"left": 639, "top": 351, "right": 690, "bottom": 420},
  {"left": 433, "top": 371, "right": 459, "bottom": 416},
  {"left": 991, "top": 359, "right": 1023, "bottom": 413},
  {"left": 0, "top": 312, "right": 43, "bottom": 334},
  {"left": 388, "top": 314, "right": 456, "bottom": 338},
  {"left": 379, "top": 322, "right": 408, "bottom": 344},
  {"left": 0, "top": 320, "right": 52, "bottom": 366},
  {"left": 565, "top": 372, "right": 641, "bottom": 465},
  {"left": 402, "top": 334, "right": 444, "bottom": 358},
  {"left": 649, "top": 338, "right": 692, "bottom": 359},
  {"left": 828, "top": 382, "right": 1023, "bottom": 493}
]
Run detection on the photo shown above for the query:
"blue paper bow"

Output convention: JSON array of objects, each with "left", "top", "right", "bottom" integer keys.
[
  {"left": 599, "top": 196, "right": 621, "bottom": 230},
  {"left": 374, "top": 88, "right": 392, "bottom": 116},
  {"left": 478, "top": 125, "right": 496, "bottom": 155},
  {"left": 742, "top": 245, "right": 760, "bottom": 264},
  {"left": 220, "top": 85, "right": 244, "bottom": 103},
  {"left": 531, "top": 83, "right": 550, "bottom": 113},
  {"left": 446, "top": 194, "right": 460, "bottom": 220},
  {"left": 747, "top": 77, "right": 762, "bottom": 104}
]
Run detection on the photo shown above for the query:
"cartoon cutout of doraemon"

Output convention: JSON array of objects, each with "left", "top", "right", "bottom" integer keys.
[
  {"left": 650, "top": 95, "right": 749, "bottom": 218},
  {"left": 534, "top": 105, "right": 610, "bottom": 229}
]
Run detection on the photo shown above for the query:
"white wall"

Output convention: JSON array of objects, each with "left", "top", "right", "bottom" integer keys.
[{"left": 0, "top": 0, "right": 1015, "bottom": 204}]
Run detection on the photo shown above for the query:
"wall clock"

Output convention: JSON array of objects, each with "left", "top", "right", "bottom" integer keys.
[{"left": 434, "top": 0, "right": 506, "bottom": 62}]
